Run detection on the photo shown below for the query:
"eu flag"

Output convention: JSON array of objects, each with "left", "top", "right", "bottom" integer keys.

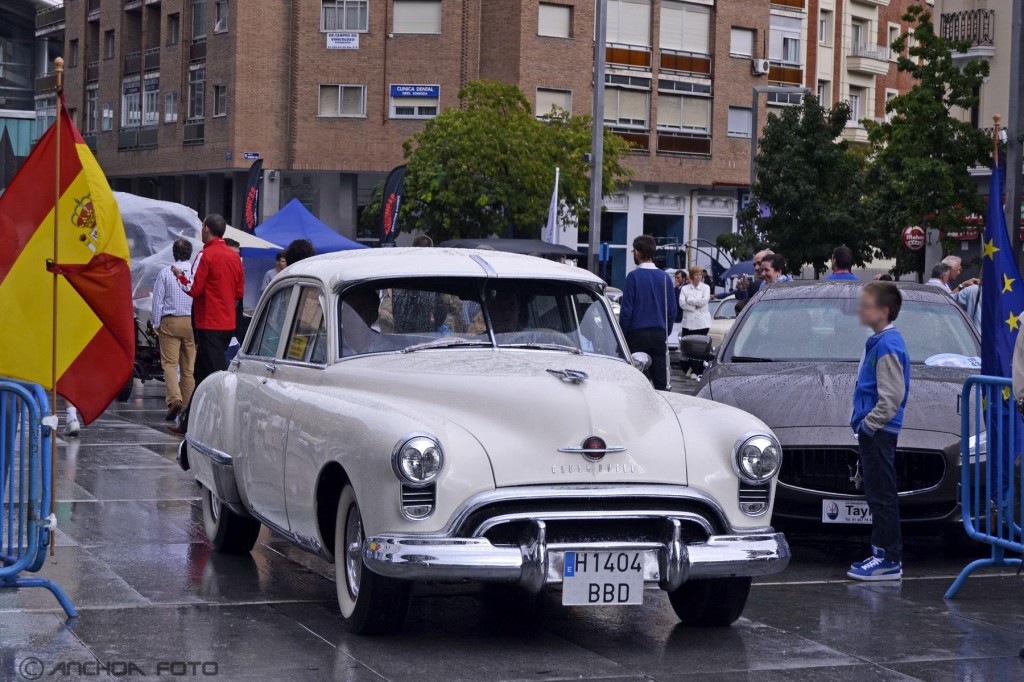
[{"left": 980, "top": 160, "right": 1024, "bottom": 379}]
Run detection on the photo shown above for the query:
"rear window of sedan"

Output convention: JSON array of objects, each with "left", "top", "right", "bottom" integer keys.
[{"left": 726, "top": 298, "right": 979, "bottom": 364}]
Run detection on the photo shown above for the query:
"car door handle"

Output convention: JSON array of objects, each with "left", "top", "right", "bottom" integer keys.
[{"left": 264, "top": 363, "right": 277, "bottom": 373}]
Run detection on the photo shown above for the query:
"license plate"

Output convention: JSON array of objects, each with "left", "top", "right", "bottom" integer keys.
[
  {"left": 561, "top": 551, "right": 644, "bottom": 605},
  {"left": 822, "top": 499, "right": 873, "bottom": 524}
]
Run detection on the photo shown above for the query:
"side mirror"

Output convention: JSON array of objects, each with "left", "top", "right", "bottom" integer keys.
[
  {"left": 680, "top": 334, "right": 715, "bottom": 362},
  {"left": 631, "top": 352, "right": 652, "bottom": 372}
]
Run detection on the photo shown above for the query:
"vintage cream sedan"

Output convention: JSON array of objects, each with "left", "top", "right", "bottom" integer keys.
[{"left": 178, "top": 248, "right": 789, "bottom": 634}]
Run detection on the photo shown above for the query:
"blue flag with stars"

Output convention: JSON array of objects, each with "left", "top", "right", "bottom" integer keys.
[{"left": 980, "top": 159, "right": 1024, "bottom": 379}]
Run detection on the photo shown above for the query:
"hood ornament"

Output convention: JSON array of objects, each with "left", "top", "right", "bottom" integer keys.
[
  {"left": 547, "top": 368, "right": 589, "bottom": 384},
  {"left": 558, "top": 436, "right": 626, "bottom": 462}
]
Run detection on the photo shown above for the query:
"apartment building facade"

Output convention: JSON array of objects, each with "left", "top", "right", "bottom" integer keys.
[{"left": 33, "top": 0, "right": 919, "bottom": 285}]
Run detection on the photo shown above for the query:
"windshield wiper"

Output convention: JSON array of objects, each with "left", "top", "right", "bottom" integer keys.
[
  {"left": 400, "top": 338, "right": 492, "bottom": 353},
  {"left": 731, "top": 355, "right": 775, "bottom": 363},
  {"left": 503, "top": 342, "right": 583, "bottom": 354}
]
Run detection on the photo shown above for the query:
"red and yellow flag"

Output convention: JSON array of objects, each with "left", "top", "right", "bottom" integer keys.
[{"left": 0, "top": 98, "right": 133, "bottom": 424}]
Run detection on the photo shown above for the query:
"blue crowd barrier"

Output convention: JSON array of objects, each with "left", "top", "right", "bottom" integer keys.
[
  {"left": 946, "top": 375, "right": 1024, "bottom": 599},
  {"left": 0, "top": 378, "right": 77, "bottom": 617}
]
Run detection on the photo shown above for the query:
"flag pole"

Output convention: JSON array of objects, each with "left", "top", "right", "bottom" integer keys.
[
  {"left": 49, "top": 56, "right": 63, "bottom": 557},
  {"left": 995, "top": 113, "right": 1002, "bottom": 166}
]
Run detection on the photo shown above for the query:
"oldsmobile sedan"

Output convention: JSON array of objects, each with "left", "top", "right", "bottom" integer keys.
[{"left": 178, "top": 248, "right": 790, "bottom": 634}]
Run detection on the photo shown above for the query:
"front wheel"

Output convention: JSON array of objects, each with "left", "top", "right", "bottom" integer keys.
[
  {"left": 335, "top": 484, "right": 411, "bottom": 635},
  {"left": 668, "top": 577, "right": 752, "bottom": 627},
  {"left": 201, "top": 486, "right": 261, "bottom": 554}
]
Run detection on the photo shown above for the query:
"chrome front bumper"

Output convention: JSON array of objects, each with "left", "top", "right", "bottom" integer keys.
[{"left": 363, "top": 519, "right": 790, "bottom": 593}]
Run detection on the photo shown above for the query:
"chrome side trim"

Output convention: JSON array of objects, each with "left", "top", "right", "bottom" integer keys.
[
  {"left": 556, "top": 445, "right": 627, "bottom": 455},
  {"left": 185, "top": 435, "right": 232, "bottom": 466},
  {"left": 472, "top": 510, "right": 714, "bottom": 538},
  {"left": 470, "top": 254, "right": 498, "bottom": 277},
  {"left": 777, "top": 480, "right": 946, "bottom": 498}
]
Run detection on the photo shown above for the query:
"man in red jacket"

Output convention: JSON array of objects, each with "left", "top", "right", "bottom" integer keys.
[{"left": 170, "top": 214, "right": 243, "bottom": 415}]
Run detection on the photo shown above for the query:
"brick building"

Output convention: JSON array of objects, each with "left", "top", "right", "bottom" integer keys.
[{"left": 32, "top": 0, "right": 921, "bottom": 285}]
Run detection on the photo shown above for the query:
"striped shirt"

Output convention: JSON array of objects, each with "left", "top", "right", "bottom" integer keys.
[{"left": 151, "top": 260, "right": 193, "bottom": 327}]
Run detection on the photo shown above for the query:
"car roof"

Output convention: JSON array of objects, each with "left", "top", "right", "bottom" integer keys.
[
  {"left": 756, "top": 280, "right": 956, "bottom": 304},
  {"left": 278, "top": 247, "right": 605, "bottom": 290}
]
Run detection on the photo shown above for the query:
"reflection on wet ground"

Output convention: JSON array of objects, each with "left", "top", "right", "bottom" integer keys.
[{"left": 1, "top": 381, "right": 1022, "bottom": 681}]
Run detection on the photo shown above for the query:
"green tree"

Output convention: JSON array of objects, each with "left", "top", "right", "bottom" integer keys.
[
  {"left": 393, "top": 80, "right": 631, "bottom": 241},
  {"left": 724, "top": 96, "right": 870, "bottom": 275},
  {"left": 865, "top": 4, "right": 991, "bottom": 276}
]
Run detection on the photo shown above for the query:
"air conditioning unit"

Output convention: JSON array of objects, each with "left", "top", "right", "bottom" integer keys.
[{"left": 752, "top": 59, "right": 771, "bottom": 76}]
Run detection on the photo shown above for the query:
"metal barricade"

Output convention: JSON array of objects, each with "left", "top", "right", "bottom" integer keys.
[
  {"left": 0, "top": 379, "right": 77, "bottom": 617},
  {"left": 946, "top": 375, "right": 1024, "bottom": 599}
]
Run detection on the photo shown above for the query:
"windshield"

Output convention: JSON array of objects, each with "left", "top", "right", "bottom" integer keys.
[
  {"left": 338, "top": 277, "right": 625, "bottom": 360},
  {"left": 726, "top": 298, "right": 979, "bottom": 364}
]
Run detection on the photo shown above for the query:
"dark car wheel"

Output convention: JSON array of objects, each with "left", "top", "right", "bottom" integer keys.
[
  {"left": 201, "top": 486, "right": 261, "bottom": 554},
  {"left": 669, "top": 577, "right": 752, "bottom": 627},
  {"left": 335, "top": 484, "right": 411, "bottom": 635}
]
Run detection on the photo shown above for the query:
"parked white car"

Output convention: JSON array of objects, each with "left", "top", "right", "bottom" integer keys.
[{"left": 179, "top": 248, "right": 789, "bottom": 634}]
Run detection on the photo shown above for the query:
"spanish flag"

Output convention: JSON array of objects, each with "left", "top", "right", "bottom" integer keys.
[{"left": 0, "top": 97, "right": 133, "bottom": 424}]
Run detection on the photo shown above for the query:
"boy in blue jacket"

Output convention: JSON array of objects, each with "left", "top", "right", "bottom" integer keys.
[{"left": 849, "top": 281, "right": 910, "bottom": 580}]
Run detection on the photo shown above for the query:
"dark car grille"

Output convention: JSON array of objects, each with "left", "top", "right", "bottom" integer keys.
[{"left": 779, "top": 447, "right": 946, "bottom": 495}]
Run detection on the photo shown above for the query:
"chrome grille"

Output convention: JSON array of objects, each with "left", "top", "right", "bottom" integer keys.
[
  {"left": 738, "top": 482, "right": 771, "bottom": 516},
  {"left": 400, "top": 484, "right": 436, "bottom": 519},
  {"left": 780, "top": 447, "right": 946, "bottom": 495}
]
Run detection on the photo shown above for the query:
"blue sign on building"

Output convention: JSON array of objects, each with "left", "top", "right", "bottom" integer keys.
[{"left": 390, "top": 85, "right": 440, "bottom": 98}]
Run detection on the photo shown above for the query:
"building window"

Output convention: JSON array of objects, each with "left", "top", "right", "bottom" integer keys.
[
  {"left": 730, "top": 27, "right": 754, "bottom": 57},
  {"left": 143, "top": 80, "right": 160, "bottom": 126},
  {"left": 660, "top": 1, "right": 710, "bottom": 55},
  {"left": 657, "top": 93, "right": 710, "bottom": 133},
  {"left": 213, "top": 84, "right": 227, "bottom": 116},
  {"left": 538, "top": 3, "right": 572, "bottom": 39},
  {"left": 817, "top": 79, "right": 830, "bottom": 107},
  {"left": 536, "top": 88, "right": 572, "bottom": 117},
  {"left": 393, "top": 0, "right": 442, "bottom": 34},
  {"left": 101, "top": 103, "right": 113, "bottom": 131},
  {"left": 188, "top": 67, "right": 205, "bottom": 119},
  {"left": 848, "top": 86, "right": 865, "bottom": 123},
  {"left": 321, "top": 0, "right": 369, "bottom": 32},
  {"left": 769, "top": 15, "right": 801, "bottom": 65},
  {"left": 121, "top": 81, "right": 142, "bottom": 128},
  {"left": 389, "top": 84, "right": 439, "bottom": 119},
  {"left": 851, "top": 19, "right": 867, "bottom": 50},
  {"left": 104, "top": 30, "right": 115, "bottom": 59},
  {"left": 603, "top": 87, "right": 648, "bottom": 128},
  {"left": 69, "top": 40, "right": 79, "bottom": 67},
  {"left": 215, "top": 1, "right": 229, "bottom": 33},
  {"left": 168, "top": 13, "right": 181, "bottom": 45},
  {"left": 85, "top": 88, "right": 98, "bottom": 133},
  {"left": 884, "top": 89, "right": 897, "bottom": 121},
  {"left": 819, "top": 10, "right": 832, "bottom": 46},
  {"left": 165, "top": 92, "right": 178, "bottom": 123},
  {"left": 318, "top": 84, "right": 366, "bottom": 117},
  {"left": 888, "top": 23, "right": 901, "bottom": 59},
  {"left": 607, "top": 0, "right": 651, "bottom": 47},
  {"left": 192, "top": 0, "right": 208, "bottom": 41},
  {"left": 727, "top": 106, "right": 752, "bottom": 138}
]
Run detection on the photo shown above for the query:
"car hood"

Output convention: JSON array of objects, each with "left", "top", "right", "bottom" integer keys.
[
  {"left": 703, "top": 362, "right": 970, "bottom": 436},
  {"left": 326, "top": 350, "right": 688, "bottom": 487}
]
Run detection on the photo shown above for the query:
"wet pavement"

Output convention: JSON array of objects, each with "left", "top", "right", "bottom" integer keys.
[{"left": 2, "top": 380, "right": 1024, "bottom": 681}]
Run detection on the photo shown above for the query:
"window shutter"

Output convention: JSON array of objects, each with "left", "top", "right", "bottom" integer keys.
[
  {"left": 657, "top": 93, "right": 682, "bottom": 127},
  {"left": 394, "top": 0, "right": 442, "bottom": 34},
  {"left": 319, "top": 85, "right": 340, "bottom": 116},
  {"left": 340, "top": 87, "right": 363, "bottom": 116},
  {"left": 682, "top": 7, "right": 710, "bottom": 54},
  {"left": 659, "top": 3, "right": 684, "bottom": 51},
  {"left": 613, "top": 0, "right": 650, "bottom": 46},
  {"left": 682, "top": 96, "right": 709, "bottom": 129},
  {"left": 619, "top": 90, "right": 648, "bottom": 123},
  {"left": 538, "top": 4, "right": 571, "bottom": 38},
  {"left": 731, "top": 28, "right": 753, "bottom": 56},
  {"left": 537, "top": 89, "right": 571, "bottom": 115}
]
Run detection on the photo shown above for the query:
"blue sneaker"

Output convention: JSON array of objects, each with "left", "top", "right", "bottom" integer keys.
[
  {"left": 850, "top": 546, "right": 884, "bottom": 570},
  {"left": 847, "top": 553, "right": 902, "bottom": 581}
]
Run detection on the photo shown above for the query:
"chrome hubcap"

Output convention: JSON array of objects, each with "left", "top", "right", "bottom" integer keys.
[
  {"left": 344, "top": 503, "right": 363, "bottom": 599},
  {"left": 209, "top": 491, "right": 221, "bottom": 523}
]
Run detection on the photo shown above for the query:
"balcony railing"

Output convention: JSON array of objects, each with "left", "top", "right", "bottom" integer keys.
[
  {"left": 124, "top": 51, "right": 141, "bottom": 75},
  {"left": 183, "top": 121, "right": 205, "bottom": 145},
  {"left": 851, "top": 43, "right": 890, "bottom": 61},
  {"left": 118, "top": 126, "right": 158, "bottom": 150},
  {"left": 770, "top": 0, "right": 805, "bottom": 9},
  {"left": 656, "top": 130, "right": 711, "bottom": 157},
  {"left": 35, "top": 73, "right": 58, "bottom": 93},
  {"left": 86, "top": 61, "right": 100, "bottom": 82},
  {"left": 940, "top": 9, "right": 995, "bottom": 47},
  {"left": 659, "top": 49, "right": 711, "bottom": 77},
  {"left": 83, "top": 133, "right": 98, "bottom": 152},
  {"left": 606, "top": 43, "right": 652, "bottom": 69},
  {"left": 609, "top": 127, "right": 650, "bottom": 152},
  {"left": 143, "top": 47, "right": 160, "bottom": 72},
  {"left": 189, "top": 39, "right": 207, "bottom": 62},
  {"left": 88, "top": 0, "right": 101, "bottom": 16},
  {"left": 36, "top": 4, "right": 66, "bottom": 32},
  {"left": 768, "top": 63, "right": 803, "bottom": 85}
]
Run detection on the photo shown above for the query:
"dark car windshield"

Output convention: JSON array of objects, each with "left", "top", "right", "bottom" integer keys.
[
  {"left": 725, "top": 298, "right": 979, "bottom": 364},
  {"left": 338, "top": 277, "right": 625, "bottom": 360}
]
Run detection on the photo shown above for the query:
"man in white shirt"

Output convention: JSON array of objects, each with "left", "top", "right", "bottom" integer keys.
[
  {"left": 925, "top": 262, "right": 952, "bottom": 294},
  {"left": 151, "top": 239, "right": 196, "bottom": 420}
]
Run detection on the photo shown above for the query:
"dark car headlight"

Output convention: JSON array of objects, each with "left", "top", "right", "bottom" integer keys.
[{"left": 733, "top": 433, "right": 783, "bottom": 484}]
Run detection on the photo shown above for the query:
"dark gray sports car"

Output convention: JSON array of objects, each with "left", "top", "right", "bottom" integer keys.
[{"left": 688, "top": 281, "right": 980, "bottom": 537}]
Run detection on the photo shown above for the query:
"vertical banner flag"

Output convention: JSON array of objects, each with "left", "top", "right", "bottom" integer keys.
[
  {"left": 0, "top": 96, "right": 134, "bottom": 424},
  {"left": 379, "top": 164, "right": 406, "bottom": 247},
  {"left": 543, "top": 167, "right": 561, "bottom": 245},
  {"left": 243, "top": 158, "right": 263, "bottom": 232}
]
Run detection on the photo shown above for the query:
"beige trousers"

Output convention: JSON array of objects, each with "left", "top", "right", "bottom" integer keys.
[{"left": 158, "top": 316, "right": 196, "bottom": 407}]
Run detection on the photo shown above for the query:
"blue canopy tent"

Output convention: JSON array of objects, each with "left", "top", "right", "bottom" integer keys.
[{"left": 243, "top": 198, "right": 367, "bottom": 257}]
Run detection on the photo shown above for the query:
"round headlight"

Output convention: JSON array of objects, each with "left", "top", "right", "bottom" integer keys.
[
  {"left": 392, "top": 435, "right": 444, "bottom": 486},
  {"left": 734, "top": 434, "right": 782, "bottom": 483}
]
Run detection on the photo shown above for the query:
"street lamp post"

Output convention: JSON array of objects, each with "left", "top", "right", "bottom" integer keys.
[
  {"left": 1005, "top": 0, "right": 1024, "bottom": 265},
  {"left": 588, "top": 0, "right": 608, "bottom": 275}
]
